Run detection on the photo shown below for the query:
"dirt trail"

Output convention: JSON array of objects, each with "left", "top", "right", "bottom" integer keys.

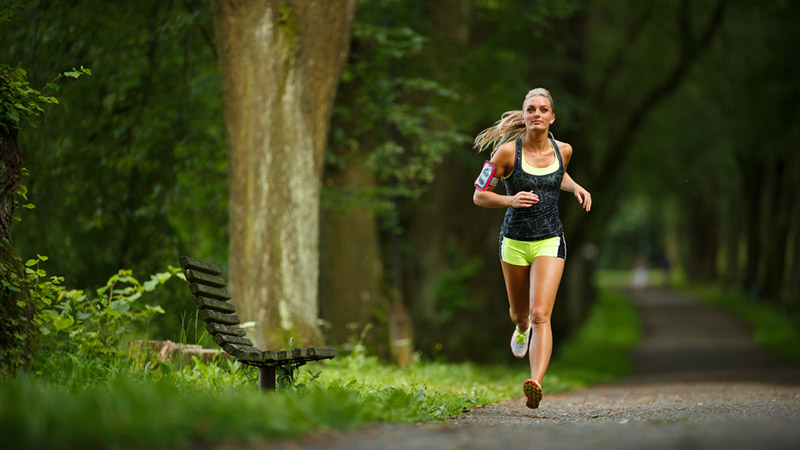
[{"left": 264, "top": 287, "right": 800, "bottom": 449}]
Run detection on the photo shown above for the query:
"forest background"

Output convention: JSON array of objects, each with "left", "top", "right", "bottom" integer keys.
[{"left": 2, "top": 0, "right": 799, "bottom": 366}]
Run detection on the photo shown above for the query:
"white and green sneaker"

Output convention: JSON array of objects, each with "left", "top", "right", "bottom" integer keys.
[{"left": 510, "top": 322, "right": 531, "bottom": 359}]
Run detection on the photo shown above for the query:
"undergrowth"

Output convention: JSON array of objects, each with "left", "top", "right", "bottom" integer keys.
[{"left": 0, "top": 288, "right": 638, "bottom": 449}]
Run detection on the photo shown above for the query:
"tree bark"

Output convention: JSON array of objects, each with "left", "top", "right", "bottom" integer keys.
[
  {"left": 0, "top": 127, "right": 29, "bottom": 371},
  {"left": 319, "top": 164, "right": 388, "bottom": 350},
  {"left": 214, "top": 0, "right": 357, "bottom": 348}
]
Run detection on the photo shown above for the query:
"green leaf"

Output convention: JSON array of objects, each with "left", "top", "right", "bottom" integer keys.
[
  {"left": 45, "top": 82, "right": 60, "bottom": 91},
  {"left": 37, "top": 254, "right": 49, "bottom": 261},
  {"left": 23, "top": 203, "right": 35, "bottom": 209},
  {"left": 103, "top": 306, "right": 122, "bottom": 317},
  {"left": 39, "top": 326, "right": 51, "bottom": 336},
  {"left": 25, "top": 259, "right": 38, "bottom": 266},
  {"left": 143, "top": 278, "right": 159, "bottom": 291},
  {"left": 63, "top": 71, "right": 80, "bottom": 78},
  {"left": 53, "top": 314, "right": 75, "bottom": 331}
]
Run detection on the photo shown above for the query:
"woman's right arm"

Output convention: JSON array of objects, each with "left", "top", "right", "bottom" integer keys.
[{"left": 472, "top": 144, "right": 539, "bottom": 208}]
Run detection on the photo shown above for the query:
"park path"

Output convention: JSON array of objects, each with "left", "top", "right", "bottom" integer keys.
[{"left": 263, "top": 287, "right": 800, "bottom": 449}]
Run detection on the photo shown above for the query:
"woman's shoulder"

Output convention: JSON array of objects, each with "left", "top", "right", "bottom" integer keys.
[
  {"left": 490, "top": 140, "right": 517, "bottom": 174},
  {"left": 553, "top": 139, "right": 573, "bottom": 158},
  {"left": 495, "top": 139, "right": 517, "bottom": 157}
]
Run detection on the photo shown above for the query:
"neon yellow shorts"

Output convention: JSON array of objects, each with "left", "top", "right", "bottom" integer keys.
[{"left": 499, "top": 234, "right": 567, "bottom": 266}]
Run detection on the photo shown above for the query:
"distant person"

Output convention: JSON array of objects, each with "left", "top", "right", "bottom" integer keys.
[
  {"left": 472, "top": 88, "right": 591, "bottom": 409},
  {"left": 632, "top": 256, "right": 649, "bottom": 289}
]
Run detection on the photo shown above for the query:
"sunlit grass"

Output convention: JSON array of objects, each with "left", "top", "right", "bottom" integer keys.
[{"left": 0, "top": 287, "right": 639, "bottom": 449}]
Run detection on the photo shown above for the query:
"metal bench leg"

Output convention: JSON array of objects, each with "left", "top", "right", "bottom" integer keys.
[{"left": 258, "top": 366, "right": 276, "bottom": 390}]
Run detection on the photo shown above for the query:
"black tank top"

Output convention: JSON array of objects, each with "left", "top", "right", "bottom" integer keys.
[{"left": 500, "top": 137, "right": 564, "bottom": 241}]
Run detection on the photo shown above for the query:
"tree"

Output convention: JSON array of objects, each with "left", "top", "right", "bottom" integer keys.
[
  {"left": 1, "top": 1, "right": 90, "bottom": 369},
  {"left": 214, "top": 0, "right": 357, "bottom": 348}
]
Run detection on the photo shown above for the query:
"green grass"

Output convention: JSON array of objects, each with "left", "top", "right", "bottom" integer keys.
[
  {"left": 547, "top": 288, "right": 641, "bottom": 388},
  {"left": 0, "top": 287, "right": 640, "bottom": 449},
  {"left": 678, "top": 283, "right": 800, "bottom": 366}
]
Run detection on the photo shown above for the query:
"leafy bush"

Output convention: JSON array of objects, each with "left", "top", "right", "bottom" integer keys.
[{"left": 1, "top": 251, "right": 182, "bottom": 375}]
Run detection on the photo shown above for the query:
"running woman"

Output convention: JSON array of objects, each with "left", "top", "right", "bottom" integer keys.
[{"left": 472, "top": 88, "right": 591, "bottom": 409}]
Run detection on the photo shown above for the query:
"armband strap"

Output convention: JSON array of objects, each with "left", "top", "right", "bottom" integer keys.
[{"left": 474, "top": 161, "right": 498, "bottom": 191}]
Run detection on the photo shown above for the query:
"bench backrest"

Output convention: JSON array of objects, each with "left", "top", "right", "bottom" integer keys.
[
  {"left": 178, "top": 256, "right": 264, "bottom": 363},
  {"left": 178, "top": 256, "right": 338, "bottom": 367}
]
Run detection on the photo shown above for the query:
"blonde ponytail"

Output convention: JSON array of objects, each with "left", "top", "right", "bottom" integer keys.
[{"left": 473, "top": 88, "right": 555, "bottom": 156}]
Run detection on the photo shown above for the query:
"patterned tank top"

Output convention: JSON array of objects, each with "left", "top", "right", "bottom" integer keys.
[{"left": 500, "top": 137, "right": 564, "bottom": 241}]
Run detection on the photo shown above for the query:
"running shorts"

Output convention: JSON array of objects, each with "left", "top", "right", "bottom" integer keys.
[{"left": 499, "top": 234, "right": 567, "bottom": 266}]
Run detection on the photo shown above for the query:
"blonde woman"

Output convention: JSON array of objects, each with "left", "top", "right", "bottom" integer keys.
[{"left": 473, "top": 88, "right": 591, "bottom": 409}]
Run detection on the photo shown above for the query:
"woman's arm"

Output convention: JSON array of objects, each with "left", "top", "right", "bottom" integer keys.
[
  {"left": 557, "top": 140, "right": 591, "bottom": 212},
  {"left": 473, "top": 143, "right": 539, "bottom": 209},
  {"left": 561, "top": 172, "right": 592, "bottom": 212}
]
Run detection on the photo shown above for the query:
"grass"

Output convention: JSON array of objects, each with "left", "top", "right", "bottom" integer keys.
[
  {"left": 0, "top": 287, "right": 640, "bottom": 449},
  {"left": 678, "top": 283, "right": 800, "bottom": 366}
]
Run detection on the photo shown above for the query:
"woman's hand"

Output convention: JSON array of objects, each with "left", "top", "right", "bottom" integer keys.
[
  {"left": 511, "top": 190, "right": 539, "bottom": 208},
  {"left": 573, "top": 184, "right": 592, "bottom": 212}
]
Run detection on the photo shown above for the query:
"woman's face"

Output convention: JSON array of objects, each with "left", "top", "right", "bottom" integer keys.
[{"left": 523, "top": 95, "right": 554, "bottom": 131}]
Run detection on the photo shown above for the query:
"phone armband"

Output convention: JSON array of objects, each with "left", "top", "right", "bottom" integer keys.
[{"left": 474, "top": 161, "right": 498, "bottom": 191}]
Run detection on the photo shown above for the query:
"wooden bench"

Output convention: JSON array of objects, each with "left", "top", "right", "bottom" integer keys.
[{"left": 178, "top": 256, "right": 337, "bottom": 390}]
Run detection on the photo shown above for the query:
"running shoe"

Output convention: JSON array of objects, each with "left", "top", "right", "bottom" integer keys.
[
  {"left": 523, "top": 379, "right": 543, "bottom": 409},
  {"left": 510, "top": 322, "right": 531, "bottom": 359}
]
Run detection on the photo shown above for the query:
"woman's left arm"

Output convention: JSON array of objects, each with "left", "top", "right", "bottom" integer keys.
[
  {"left": 561, "top": 172, "right": 592, "bottom": 212},
  {"left": 559, "top": 142, "right": 592, "bottom": 212}
]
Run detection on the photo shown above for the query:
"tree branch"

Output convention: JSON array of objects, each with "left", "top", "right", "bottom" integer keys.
[
  {"left": 594, "top": 0, "right": 727, "bottom": 192},
  {"left": 592, "top": 0, "right": 656, "bottom": 104}
]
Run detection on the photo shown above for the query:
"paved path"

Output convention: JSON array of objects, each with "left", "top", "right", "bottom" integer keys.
[{"left": 265, "top": 287, "right": 800, "bottom": 449}]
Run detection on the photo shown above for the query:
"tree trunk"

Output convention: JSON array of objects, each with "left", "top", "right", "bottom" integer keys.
[
  {"left": 318, "top": 164, "right": 388, "bottom": 351},
  {"left": 214, "top": 0, "right": 356, "bottom": 348},
  {"left": 684, "top": 199, "right": 719, "bottom": 281},
  {"left": 0, "top": 127, "right": 29, "bottom": 371},
  {"left": 760, "top": 158, "right": 790, "bottom": 300}
]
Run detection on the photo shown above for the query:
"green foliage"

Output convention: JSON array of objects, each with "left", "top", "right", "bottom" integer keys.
[
  {"left": 2, "top": 0, "right": 227, "bottom": 289},
  {"left": 0, "top": 64, "right": 90, "bottom": 133},
  {"left": 0, "top": 248, "right": 181, "bottom": 373},
  {"left": 324, "top": 1, "right": 469, "bottom": 220}
]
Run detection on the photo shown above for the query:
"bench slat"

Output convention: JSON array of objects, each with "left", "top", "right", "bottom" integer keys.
[
  {"left": 179, "top": 256, "right": 222, "bottom": 275},
  {"left": 205, "top": 322, "right": 246, "bottom": 337},
  {"left": 195, "top": 296, "right": 236, "bottom": 314},
  {"left": 189, "top": 283, "right": 231, "bottom": 301},
  {"left": 213, "top": 333, "right": 254, "bottom": 347},
  {"left": 184, "top": 269, "right": 226, "bottom": 288},
  {"left": 306, "top": 347, "right": 338, "bottom": 358},
  {"left": 222, "top": 343, "right": 263, "bottom": 363},
  {"left": 199, "top": 309, "right": 240, "bottom": 325}
]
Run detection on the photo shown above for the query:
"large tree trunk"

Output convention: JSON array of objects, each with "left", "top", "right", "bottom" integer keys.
[{"left": 214, "top": 0, "right": 356, "bottom": 348}]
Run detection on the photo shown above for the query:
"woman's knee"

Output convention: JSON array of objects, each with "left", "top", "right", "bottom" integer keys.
[
  {"left": 509, "top": 307, "right": 530, "bottom": 326},
  {"left": 531, "top": 308, "right": 551, "bottom": 325}
]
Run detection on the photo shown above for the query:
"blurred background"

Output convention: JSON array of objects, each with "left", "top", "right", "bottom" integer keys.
[{"left": 3, "top": 0, "right": 799, "bottom": 363}]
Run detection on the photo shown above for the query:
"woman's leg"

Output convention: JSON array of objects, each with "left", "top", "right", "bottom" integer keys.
[
  {"left": 501, "top": 261, "right": 532, "bottom": 330},
  {"left": 528, "top": 256, "right": 565, "bottom": 382}
]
